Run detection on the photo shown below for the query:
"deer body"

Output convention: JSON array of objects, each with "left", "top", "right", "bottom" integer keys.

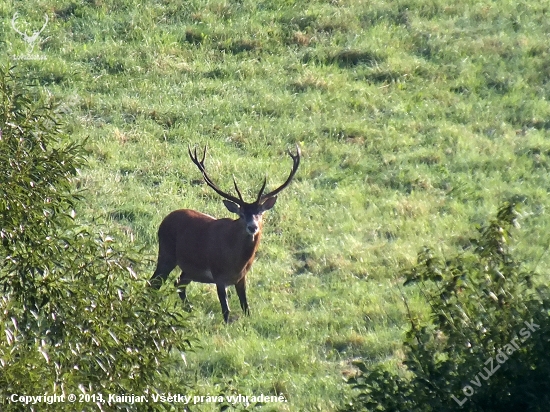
[
  {"left": 150, "top": 145, "right": 300, "bottom": 323},
  {"left": 155, "top": 209, "right": 261, "bottom": 286}
]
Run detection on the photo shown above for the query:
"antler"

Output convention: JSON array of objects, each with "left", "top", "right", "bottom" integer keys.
[
  {"left": 188, "top": 145, "right": 244, "bottom": 205},
  {"left": 11, "top": 13, "right": 48, "bottom": 43},
  {"left": 258, "top": 144, "right": 301, "bottom": 202},
  {"left": 37, "top": 14, "right": 49, "bottom": 37},
  {"left": 189, "top": 144, "right": 300, "bottom": 206},
  {"left": 11, "top": 13, "right": 26, "bottom": 38}
]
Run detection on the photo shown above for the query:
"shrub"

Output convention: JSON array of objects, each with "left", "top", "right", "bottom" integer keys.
[
  {"left": 342, "top": 203, "right": 550, "bottom": 412},
  {"left": 0, "top": 65, "right": 192, "bottom": 411}
]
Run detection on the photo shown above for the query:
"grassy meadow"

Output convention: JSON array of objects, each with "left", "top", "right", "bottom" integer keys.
[{"left": 2, "top": 0, "right": 550, "bottom": 410}]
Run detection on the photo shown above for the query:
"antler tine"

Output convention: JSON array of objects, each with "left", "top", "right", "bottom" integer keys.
[
  {"left": 260, "top": 144, "right": 301, "bottom": 201},
  {"left": 255, "top": 176, "right": 267, "bottom": 204},
  {"left": 188, "top": 145, "right": 243, "bottom": 205},
  {"left": 11, "top": 14, "right": 25, "bottom": 37},
  {"left": 40, "top": 14, "right": 49, "bottom": 33},
  {"left": 200, "top": 145, "right": 206, "bottom": 164},
  {"left": 232, "top": 176, "right": 245, "bottom": 203}
]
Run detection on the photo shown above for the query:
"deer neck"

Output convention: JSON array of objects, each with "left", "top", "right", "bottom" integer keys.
[{"left": 231, "top": 219, "right": 262, "bottom": 264}]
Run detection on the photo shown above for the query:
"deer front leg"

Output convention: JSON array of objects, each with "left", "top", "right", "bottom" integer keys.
[
  {"left": 235, "top": 277, "right": 250, "bottom": 316},
  {"left": 216, "top": 284, "right": 230, "bottom": 323}
]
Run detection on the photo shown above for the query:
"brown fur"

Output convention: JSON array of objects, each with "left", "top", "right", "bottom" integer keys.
[
  {"left": 150, "top": 207, "right": 267, "bottom": 323},
  {"left": 156, "top": 209, "right": 262, "bottom": 286}
]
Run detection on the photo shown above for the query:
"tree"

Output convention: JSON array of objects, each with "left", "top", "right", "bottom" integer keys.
[
  {"left": 342, "top": 203, "right": 550, "bottom": 412},
  {"left": 0, "top": 65, "right": 192, "bottom": 411}
]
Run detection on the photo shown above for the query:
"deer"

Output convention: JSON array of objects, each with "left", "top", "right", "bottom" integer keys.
[{"left": 149, "top": 145, "right": 301, "bottom": 323}]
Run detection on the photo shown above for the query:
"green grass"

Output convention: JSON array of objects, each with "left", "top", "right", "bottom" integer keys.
[{"left": 2, "top": 0, "right": 550, "bottom": 410}]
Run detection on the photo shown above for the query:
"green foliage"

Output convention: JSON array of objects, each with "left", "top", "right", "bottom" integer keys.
[
  {"left": 342, "top": 203, "right": 550, "bottom": 412},
  {"left": 0, "top": 66, "right": 192, "bottom": 410},
  {"left": 0, "top": 65, "right": 81, "bottom": 309}
]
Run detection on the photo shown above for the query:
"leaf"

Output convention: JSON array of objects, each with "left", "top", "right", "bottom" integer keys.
[{"left": 38, "top": 347, "right": 50, "bottom": 363}]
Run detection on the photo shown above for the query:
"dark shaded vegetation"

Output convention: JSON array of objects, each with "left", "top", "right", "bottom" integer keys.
[
  {"left": 302, "top": 48, "right": 385, "bottom": 67},
  {"left": 342, "top": 203, "right": 550, "bottom": 412}
]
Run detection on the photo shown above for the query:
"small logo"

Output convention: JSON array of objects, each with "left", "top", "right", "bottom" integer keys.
[{"left": 11, "top": 12, "right": 49, "bottom": 60}]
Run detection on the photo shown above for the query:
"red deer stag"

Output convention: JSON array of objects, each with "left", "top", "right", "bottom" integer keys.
[{"left": 149, "top": 145, "right": 301, "bottom": 323}]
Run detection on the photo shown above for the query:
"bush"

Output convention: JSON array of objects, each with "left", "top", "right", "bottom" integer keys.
[
  {"left": 342, "top": 203, "right": 550, "bottom": 412},
  {"left": 0, "top": 66, "right": 192, "bottom": 410}
]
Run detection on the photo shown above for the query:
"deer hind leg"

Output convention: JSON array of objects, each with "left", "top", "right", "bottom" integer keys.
[
  {"left": 175, "top": 273, "right": 192, "bottom": 311},
  {"left": 216, "top": 284, "right": 230, "bottom": 323},
  {"left": 235, "top": 277, "right": 250, "bottom": 316},
  {"left": 149, "top": 247, "right": 176, "bottom": 289}
]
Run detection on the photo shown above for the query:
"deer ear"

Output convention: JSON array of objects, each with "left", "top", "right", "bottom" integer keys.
[
  {"left": 260, "top": 196, "right": 277, "bottom": 212},
  {"left": 223, "top": 200, "right": 240, "bottom": 214}
]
